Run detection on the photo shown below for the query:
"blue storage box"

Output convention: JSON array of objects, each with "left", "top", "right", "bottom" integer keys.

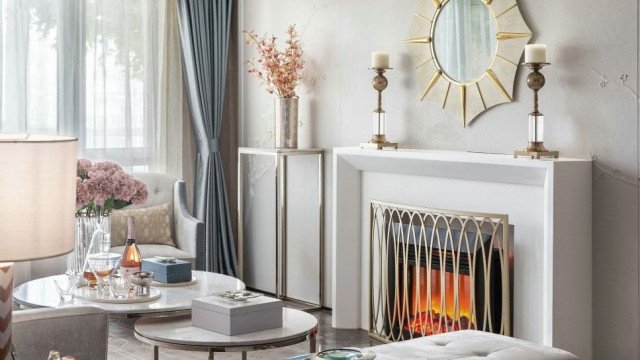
[{"left": 141, "top": 258, "right": 192, "bottom": 283}]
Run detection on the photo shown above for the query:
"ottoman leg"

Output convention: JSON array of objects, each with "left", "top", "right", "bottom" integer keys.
[
  {"left": 208, "top": 349, "right": 215, "bottom": 359},
  {"left": 152, "top": 346, "right": 159, "bottom": 360},
  {"left": 241, "top": 351, "right": 247, "bottom": 360}
]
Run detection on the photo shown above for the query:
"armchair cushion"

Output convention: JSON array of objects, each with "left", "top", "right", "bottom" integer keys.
[
  {"left": 111, "top": 203, "right": 175, "bottom": 246},
  {"left": 12, "top": 306, "right": 108, "bottom": 360}
]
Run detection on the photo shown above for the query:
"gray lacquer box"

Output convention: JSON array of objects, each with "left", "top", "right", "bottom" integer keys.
[{"left": 192, "top": 295, "right": 283, "bottom": 335}]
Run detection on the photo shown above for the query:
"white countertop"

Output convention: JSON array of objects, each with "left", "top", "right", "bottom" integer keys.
[
  {"left": 13, "top": 270, "right": 245, "bottom": 314},
  {"left": 135, "top": 307, "right": 318, "bottom": 347}
]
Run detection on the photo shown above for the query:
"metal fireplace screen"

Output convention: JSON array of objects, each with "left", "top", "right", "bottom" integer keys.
[{"left": 369, "top": 200, "right": 511, "bottom": 342}]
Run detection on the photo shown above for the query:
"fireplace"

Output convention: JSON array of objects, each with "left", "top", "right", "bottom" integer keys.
[{"left": 369, "top": 200, "right": 513, "bottom": 342}]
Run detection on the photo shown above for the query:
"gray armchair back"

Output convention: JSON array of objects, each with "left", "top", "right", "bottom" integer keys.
[
  {"left": 127, "top": 172, "right": 202, "bottom": 262},
  {"left": 12, "top": 306, "right": 108, "bottom": 360}
]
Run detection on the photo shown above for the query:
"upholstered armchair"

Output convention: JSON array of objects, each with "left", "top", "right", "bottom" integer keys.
[
  {"left": 110, "top": 173, "right": 202, "bottom": 264},
  {"left": 12, "top": 306, "right": 109, "bottom": 359}
]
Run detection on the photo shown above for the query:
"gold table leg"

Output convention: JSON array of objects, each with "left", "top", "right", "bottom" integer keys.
[{"left": 310, "top": 332, "right": 317, "bottom": 353}]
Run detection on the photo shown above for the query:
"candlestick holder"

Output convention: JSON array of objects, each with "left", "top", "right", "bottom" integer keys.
[
  {"left": 514, "top": 62, "right": 559, "bottom": 159},
  {"left": 361, "top": 67, "right": 398, "bottom": 150}
]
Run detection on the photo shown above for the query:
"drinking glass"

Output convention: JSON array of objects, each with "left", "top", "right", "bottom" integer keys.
[
  {"left": 53, "top": 271, "right": 80, "bottom": 303},
  {"left": 87, "top": 253, "right": 121, "bottom": 295},
  {"left": 108, "top": 273, "right": 132, "bottom": 299}
]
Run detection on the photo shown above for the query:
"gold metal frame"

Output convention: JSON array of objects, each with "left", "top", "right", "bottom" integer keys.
[
  {"left": 237, "top": 148, "right": 325, "bottom": 310},
  {"left": 369, "top": 200, "right": 511, "bottom": 342},
  {"left": 405, "top": 0, "right": 532, "bottom": 126}
]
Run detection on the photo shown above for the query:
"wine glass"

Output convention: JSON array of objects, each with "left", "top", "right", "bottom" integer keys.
[
  {"left": 108, "top": 273, "right": 132, "bottom": 299},
  {"left": 87, "top": 253, "right": 121, "bottom": 296},
  {"left": 53, "top": 271, "right": 80, "bottom": 303}
]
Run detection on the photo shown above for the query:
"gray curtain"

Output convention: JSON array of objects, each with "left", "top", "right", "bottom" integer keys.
[{"left": 177, "top": 0, "right": 237, "bottom": 276}]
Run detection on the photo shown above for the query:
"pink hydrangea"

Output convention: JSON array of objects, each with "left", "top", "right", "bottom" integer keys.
[
  {"left": 76, "top": 177, "right": 89, "bottom": 210},
  {"left": 77, "top": 159, "right": 93, "bottom": 178},
  {"left": 130, "top": 179, "right": 149, "bottom": 205},
  {"left": 75, "top": 159, "right": 149, "bottom": 215}
]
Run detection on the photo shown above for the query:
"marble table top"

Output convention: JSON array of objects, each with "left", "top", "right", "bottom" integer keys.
[
  {"left": 135, "top": 308, "right": 318, "bottom": 348},
  {"left": 13, "top": 270, "right": 245, "bottom": 314}
]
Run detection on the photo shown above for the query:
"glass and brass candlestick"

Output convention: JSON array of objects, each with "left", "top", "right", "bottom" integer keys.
[
  {"left": 514, "top": 62, "right": 559, "bottom": 159},
  {"left": 361, "top": 68, "right": 398, "bottom": 150}
]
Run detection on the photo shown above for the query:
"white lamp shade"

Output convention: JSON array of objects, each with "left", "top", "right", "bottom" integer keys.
[{"left": 0, "top": 134, "right": 77, "bottom": 262}]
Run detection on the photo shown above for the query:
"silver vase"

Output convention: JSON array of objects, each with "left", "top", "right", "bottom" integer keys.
[{"left": 275, "top": 96, "right": 298, "bottom": 149}]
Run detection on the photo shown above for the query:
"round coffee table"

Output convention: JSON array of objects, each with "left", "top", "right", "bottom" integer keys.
[
  {"left": 13, "top": 270, "right": 244, "bottom": 314},
  {"left": 134, "top": 308, "right": 318, "bottom": 359}
]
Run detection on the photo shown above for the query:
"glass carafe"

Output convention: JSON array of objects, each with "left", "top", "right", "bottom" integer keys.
[{"left": 82, "top": 214, "right": 112, "bottom": 285}]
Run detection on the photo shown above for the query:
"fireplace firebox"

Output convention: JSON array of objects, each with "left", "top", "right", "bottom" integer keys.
[{"left": 369, "top": 200, "right": 513, "bottom": 342}]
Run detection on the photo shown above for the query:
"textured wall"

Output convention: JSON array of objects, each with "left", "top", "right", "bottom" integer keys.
[{"left": 238, "top": 0, "right": 639, "bottom": 358}]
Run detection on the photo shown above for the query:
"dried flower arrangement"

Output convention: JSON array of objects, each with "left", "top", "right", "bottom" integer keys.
[{"left": 244, "top": 25, "right": 304, "bottom": 98}]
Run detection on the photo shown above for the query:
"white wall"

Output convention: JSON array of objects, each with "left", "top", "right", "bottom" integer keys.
[{"left": 239, "top": 0, "right": 639, "bottom": 358}]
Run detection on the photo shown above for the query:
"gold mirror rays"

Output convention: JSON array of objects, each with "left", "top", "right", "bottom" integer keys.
[{"left": 405, "top": 0, "right": 532, "bottom": 127}]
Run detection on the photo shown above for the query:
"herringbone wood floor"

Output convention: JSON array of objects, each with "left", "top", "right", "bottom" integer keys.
[{"left": 108, "top": 309, "right": 380, "bottom": 360}]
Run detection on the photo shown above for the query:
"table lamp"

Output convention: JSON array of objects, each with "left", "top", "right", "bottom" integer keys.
[{"left": 0, "top": 134, "right": 77, "bottom": 360}]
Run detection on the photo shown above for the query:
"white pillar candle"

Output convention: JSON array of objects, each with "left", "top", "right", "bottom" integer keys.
[
  {"left": 525, "top": 44, "right": 547, "bottom": 63},
  {"left": 371, "top": 52, "right": 390, "bottom": 69}
]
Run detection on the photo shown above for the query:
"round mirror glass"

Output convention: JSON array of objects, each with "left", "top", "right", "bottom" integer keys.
[{"left": 433, "top": 0, "right": 497, "bottom": 83}]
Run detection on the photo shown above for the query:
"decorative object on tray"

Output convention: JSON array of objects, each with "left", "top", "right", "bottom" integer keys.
[
  {"left": 130, "top": 271, "right": 155, "bottom": 297},
  {"left": 86, "top": 252, "right": 121, "bottom": 295},
  {"left": 361, "top": 52, "right": 398, "bottom": 150},
  {"left": 142, "top": 257, "right": 191, "bottom": 284},
  {"left": 514, "top": 44, "right": 559, "bottom": 159},
  {"left": 212, "top": 290, "right": 262, "bottom": 302},
  {"left": 119, "top": 216, "right": 142, "bottom": 277},
  {"left": 244, "top": 25, "right": 304, "bottom": 149},
  {"left": 71, "top": 159, "right": 148, "bottom": 283},
  {"left": 53, "top": 271, "right": 80, "bottom": 303},
  {"left": 404, "top": 0, "right": 532, "bottom": 126},
  {"left": 192, "top": 294, "right": 283, "bottom": 335},
  {"left": 74, "top": 284, "right": 160, "bottom": 304},
  {"left": 48, "top": 351, "right": 76, "bottom": 360},
  {"left": 107, "top": 273, "right": 132, "bottom": 299}
]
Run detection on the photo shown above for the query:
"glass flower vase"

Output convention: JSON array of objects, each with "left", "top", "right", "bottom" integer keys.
[
  {"left": 69, "top": 215, "right": 99, "bottom": 277},
  {"left": 81, "top": 214, "right": 112, "bottom": 285}
]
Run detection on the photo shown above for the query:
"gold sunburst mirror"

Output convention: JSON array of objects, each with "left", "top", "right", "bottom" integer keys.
[{"left": 405, "top": 0, "right": 532, "bottom": 127}]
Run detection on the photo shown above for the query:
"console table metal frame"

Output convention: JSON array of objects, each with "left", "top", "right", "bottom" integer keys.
[{"left": 237, "top": 148, "right": 324, "bottom": 309}]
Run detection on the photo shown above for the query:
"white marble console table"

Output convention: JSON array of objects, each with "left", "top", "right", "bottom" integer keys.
[{"left": 331, "top": 147, "right": 593, "bottom": 360}]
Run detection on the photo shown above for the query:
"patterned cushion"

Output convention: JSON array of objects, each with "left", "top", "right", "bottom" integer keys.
[{"left": 111, "top": 203, "right": 174, "bottom": 247}]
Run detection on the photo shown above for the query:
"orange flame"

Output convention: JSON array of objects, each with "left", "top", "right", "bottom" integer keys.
[{"left": 405, "top": 267, "right": 475, "bottom": 335}]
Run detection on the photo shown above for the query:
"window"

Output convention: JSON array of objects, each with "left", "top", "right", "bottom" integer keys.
[{"left": 0, "top": 0, "right": 167, "bottom": 169}]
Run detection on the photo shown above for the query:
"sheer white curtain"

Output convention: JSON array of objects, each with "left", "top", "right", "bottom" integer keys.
[
  {"left": 0, "top": 0, "right": 192, "bottom": 282},
  {"left": 0, "top": 0, "right": 189, "bottom": 171}
]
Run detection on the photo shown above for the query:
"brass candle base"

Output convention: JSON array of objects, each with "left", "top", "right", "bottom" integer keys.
[
  {"left": 514, "top": 62, "right": 559, "bottom": 159},
  {"left": 361, "top": 134, "right": 398, "bottom": 150},
  {"left": 514, "top": 142, "right": 559, "bottom": 159},
  {"left": 363, "top": 68, "right": 398, "bottom": 150}
]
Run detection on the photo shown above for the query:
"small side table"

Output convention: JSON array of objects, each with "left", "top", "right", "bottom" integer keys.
[
  {"left": 134, "top": 308, "right": 318, "bottom": 360},
  {"left": 237, "top": 148, "right": 324, "bottom": 309}
]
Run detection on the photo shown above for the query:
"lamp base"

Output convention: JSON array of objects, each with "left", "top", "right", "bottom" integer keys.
[
  {"left": 0, "top": 263, "right": 13, "bottom": 360},
  {"left": 514, "top": 142, "right": 559, "bottom": 159},
  {"left": 361, "top": 135, "right": 398, "bottom": 150}
]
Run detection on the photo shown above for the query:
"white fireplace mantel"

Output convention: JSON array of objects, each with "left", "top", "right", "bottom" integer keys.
[{"left": 332, "top": 147, "right": 593, "bottom": 360}]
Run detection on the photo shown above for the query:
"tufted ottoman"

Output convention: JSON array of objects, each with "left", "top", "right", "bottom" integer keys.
[{"left": 364, "top": 330, "right": 579, "bottom": 360}]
